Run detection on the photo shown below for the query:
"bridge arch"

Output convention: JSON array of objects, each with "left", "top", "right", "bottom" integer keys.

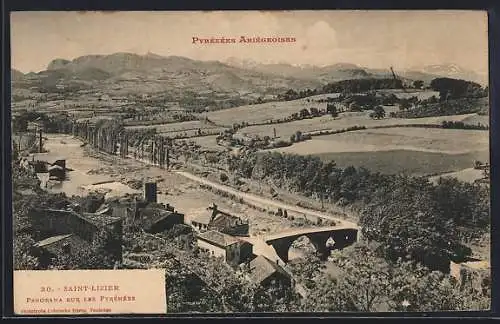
[
  {"left": 288, "top": 235, "right": 318, "bottom": 261},
  {"left": 265, "top": 228, "right": 358, "bottom": 263}
]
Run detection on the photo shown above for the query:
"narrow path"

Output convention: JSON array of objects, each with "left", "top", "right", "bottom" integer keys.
[{"left": 174, "top": 170, "right": 359, "bottom": 229}]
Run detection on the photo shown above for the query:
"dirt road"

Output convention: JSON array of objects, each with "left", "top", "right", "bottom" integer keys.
[{"left": 174, "top": 170, "right": 359, "bottom": 229}]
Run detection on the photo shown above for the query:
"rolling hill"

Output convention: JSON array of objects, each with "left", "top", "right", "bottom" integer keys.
[
  {"left": 410, "top": 64, "right": 488, "bottom": 85},
  {"left": 225, "top": 57, "right": 486, "bottom": 86},
  {"left": 16, "top": 52, "right": 324, "bottom": 98},
  {"left": 12, "top": 53, "right": 487, "bottom": 109},
  {"left": 225, "top": 57, "right": 377, "bottom": 82},
  {"left": 11, "top": 69, "right": 25, "bottom": 81}
]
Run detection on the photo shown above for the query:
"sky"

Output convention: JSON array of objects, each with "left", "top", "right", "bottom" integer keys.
[{"left": 10, "top": 10, "right": 488, "bottom": 74}]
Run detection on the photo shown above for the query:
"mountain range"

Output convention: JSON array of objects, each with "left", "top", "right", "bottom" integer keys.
[
  {"left": 12, "top": 53, "right": 325, "bottom": 99},
  {"left": 224, "top": 57, "right": 488, "bottom": 86},
  {"left": 11, "top": 53, "right": 487, "bottom": 101}
]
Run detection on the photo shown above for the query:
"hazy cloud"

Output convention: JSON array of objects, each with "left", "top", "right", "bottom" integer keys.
[{"left": 10, "top": 11, "right": 488, "bottom": 74}]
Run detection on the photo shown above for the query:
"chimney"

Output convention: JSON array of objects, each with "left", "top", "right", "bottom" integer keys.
[
  {"left": 54, "top": 159, "right": 66, "bottom": 171},
  {"left": 144, "top": 182, "right": 157, "bottom": 204},
  {"left": 39, "top": 128, "right": 43, "bottom": 153}
]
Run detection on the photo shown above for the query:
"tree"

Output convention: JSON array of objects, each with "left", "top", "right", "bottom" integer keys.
[
  {"left": 220, "top": 173, "right": 229, "bottom": 183},
  {"left": 303, "top": 275, "right": 359, "bottom": 312},
  {"left": 430, "top": 77, "right": 484, "bottom": 99},
  {"left": 303, "top": 243, "right": 480, "bottom": 313},
  {"left": 289, "top": 254, "right": 325, "bottom": 289},
  {"left": 292, "top": 131, "right": 303, "bottom": 143},
  {"left": 359, "top": 177, "right": 462, "bottom": 272},
  {"left": 427, "top": 95, "right": 439, "bottom": 104},
  {"left": 299, "top": 108, "right": 310, "bottom": 118},
  {"left": 327, "top": 103, "right": 338, "bottom": 117},
  {"left": 399, "top": 99, "right": 412, "bottom": 110},
  {"left": 387, "top": 260, "right": 484, "bottom": 312},
  {"left": 283, "top": 89, "right": 299, "bottom": 101},
  {"left": 330, "top": 243, "right": 393, "bottom": 311},
  {"left": 304, "top": 243, "right": 392, "bottom": 312},
  {"left": 309, "top": 107, "right": 321, "bottom": 117},
  {"left": 14, "top": 234, "right": 40, "bottom": 270},
  {"left": 413, "top": 80, "right": 424, "bottom": 89},
  {"left": 348, "top": 102, "right": 362, "bottom": 112},
  {"left": 370, "top": 106, "right": 386, "bottom": 119}
]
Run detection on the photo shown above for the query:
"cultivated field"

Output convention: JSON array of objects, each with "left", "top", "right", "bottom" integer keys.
[
  {"left": 271, "top": 127, "right": 489, "bottom": 176},
  {"left": 461, "top": 114, "right": 490, "bottom": 126},
  {"left": 182, "top": 135, "right": 227, "bottom": 152},
  {"left": 298, "top": 127, "right": 489, "bottom": 154},
  {"left": 204, "top": 97, "right": 327, "bottom": 125},
  {"left": 429, "top": 168, "right": 486, "bottom": 184},
  {"left": 125, "top": 120, "right": 225, "bottom": 133},
  {"left": 312, "top": 150, "right": 487, "bottom": 176},
  {"left": 375, "top": 89, "right": 440, "bottom": 99},
  {"left": 204, "top": 90, "right": 440, "bottom": 125},
  {"left": 239, "top": 110, "right": 478, "bottom": 140}
]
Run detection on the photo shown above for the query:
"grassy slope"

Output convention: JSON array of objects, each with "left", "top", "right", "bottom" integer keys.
[
  {"left": 314, "top": 149, "right": 489, "bottom": 177},
  {"left": 204, "top": 90, "right": 440, "bottom": 125},
  {"left": 241, "top": 112, "right": 477, "bottom": 140},
  {"left": 271, "top": 126, "right": 488, "bottom": 176}
]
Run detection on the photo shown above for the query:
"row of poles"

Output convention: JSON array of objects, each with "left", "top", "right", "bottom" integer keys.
[{"left": 70, "top": 121, "right": 171, "bottom": 169}]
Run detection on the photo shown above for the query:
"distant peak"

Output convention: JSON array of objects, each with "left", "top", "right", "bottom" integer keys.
[{"left": 144, "top": 51, "right": 165, "bottom": 59}]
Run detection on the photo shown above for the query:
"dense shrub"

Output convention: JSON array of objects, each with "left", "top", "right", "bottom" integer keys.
[
  {"left": 229, "top": 152, "right": 489, "bottom": 270},
  {"left": 393, "top": 98, "right": 488, "bottom": 119}
]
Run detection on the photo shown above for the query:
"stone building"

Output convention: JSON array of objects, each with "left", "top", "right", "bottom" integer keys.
[
  {"left": 48, "top": 164, "right": 65, "bottom": 180},
  {"left": 191, "top": 204, "right": 249, "bottom": 236},
  {"left": 105, "top": 182, "right": 185, "bottom": 233},
  {"left": 34, "top": 234, "right": 92, "bottom": 268},
  {"left": 191, "top": 212, "right": 212, "bottom": 232},
  {"left": 246, "top": 255, "right": 293, "bottom": 288},
  {"left": 139, "top": 207, "right": 185, "bottom": 233},
  {"left": 29, "top": 208, "right": 123, "bottom": 267},
  {"left": 196, "top": 230, "right": 253, "bottom": 267}
]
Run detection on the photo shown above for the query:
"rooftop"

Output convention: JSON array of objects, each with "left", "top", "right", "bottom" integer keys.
[
  {"left": 81, "top": 212, "right": 122, "bottom": 227},
  {"left": 191, "top": 212, "right": 213, "bottom": 225},
  {"left": 34, "top": 234, "right": 73, "bottom": 248},
  {"left": 197, "top": 230, "right": 239, "bottom": 248},
  {"left": 95, "top": 205, "right": 112, "bottom": 215},
  {"left": 462, "top": 260, "right": 490, "bottom": 270},
  {"left": 248, "top": 255, "right": 291, "bottom": 284},
  {"left": 48, "top": 165, "right": 64, "bottom": 171},
  {"left": 140, "top": 207, "right": 180, "bottom": 228}
]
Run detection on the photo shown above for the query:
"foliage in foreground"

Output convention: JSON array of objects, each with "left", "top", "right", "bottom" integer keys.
[
  {"left": 228, "top": 152, "right": 489, "bottom": 270},
  {"left": 296, "top": 244, "right": 490, "bottom": 312}
]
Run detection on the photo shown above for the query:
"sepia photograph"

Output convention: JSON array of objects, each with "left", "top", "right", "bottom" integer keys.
[{"left": 10, "top": 10, "right": 490, "bottom": 314}]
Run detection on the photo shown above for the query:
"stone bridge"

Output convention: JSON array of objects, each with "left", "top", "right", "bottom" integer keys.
[{"left": 264, "top": 225, "right": 358, "bottom": 263}]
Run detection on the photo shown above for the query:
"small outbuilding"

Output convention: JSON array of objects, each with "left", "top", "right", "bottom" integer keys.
[{"left": 247, "top": 255, "right": 293, "bottom": 288}]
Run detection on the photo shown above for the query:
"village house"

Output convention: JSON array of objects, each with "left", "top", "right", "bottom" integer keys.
[
  {"left": 48, "top": 164, "right": 65, "bottom": 180},
  {"left": 103, "top": 200, "right": 184, "bottom": 233},
  {"left": 246, "top": 255, "right": 293, "bottom": 288},
  {"left": 191, "top": 212, "right": 212, "bottom": 232},
  {"left": 102, "top": 182, "right": 184, "bottom": 233},
  {"left": 29, "top": 208, "right": 123, "bottom": 267},
  {"left": 450, "top": 260, "right": 491, "bottom": 294},
  {"left": 196, "top": 230, "right": 253, "bottom": 267},
  {"left": 34, "top": 234, "right": 92, "bottom": 267},
  {"left": 190, "top": 203, "right": 249, "bottom": 236},
  {"left": 138, "top": 206, "right": 184, "bottom": 233}
]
